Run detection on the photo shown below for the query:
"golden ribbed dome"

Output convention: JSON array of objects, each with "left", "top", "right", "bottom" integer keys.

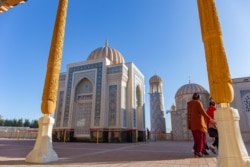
[
  {"left": 175, "top": 83, "right": 208, "bottom": 98},
  {"left": 149, "top": 74, "right": 162, "bottom": 84},
  {"left": 87, "top": 41, "right": 125, "bottom": 64}
]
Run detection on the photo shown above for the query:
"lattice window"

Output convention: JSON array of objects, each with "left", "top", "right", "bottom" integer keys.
[
  {"left": 108, "top": 85, "right": 117, "bottom": 126},
  {"left": 243, "top": 94, "right": 250, "bottom": 113},
  {"left": 55, "top": 91, "right": 64, "bottom": 127},
  {"left": 75, "top": 103, "right": 91, "bottom": 135}
]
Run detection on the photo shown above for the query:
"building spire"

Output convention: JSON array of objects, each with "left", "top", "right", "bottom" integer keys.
[{"left": 105, "top": 39, "right": 109, "bottom": 47}]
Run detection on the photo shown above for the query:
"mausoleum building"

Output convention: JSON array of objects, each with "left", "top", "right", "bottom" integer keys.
[{"left": 53, "top": 41, "right": 145, "bottom": 143}]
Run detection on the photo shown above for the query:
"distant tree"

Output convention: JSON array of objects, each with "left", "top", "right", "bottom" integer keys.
[
  {"left": 0, "top": 115, "right": 3, "bottom": 126},
  {"left": 3, "top": 119, "right": 12, "bottom": 126},
  {"left": 23, "top": 119, "right": 30, "bottom": 127},
  {"left": 12, "top": 119, "right": 18, "bottom": 126},
  {"left": 30, "top": 120, "right": 38, "bottom": 128},
  {"left": 17, "top": 119, "right": 23, "bottom": 127}
]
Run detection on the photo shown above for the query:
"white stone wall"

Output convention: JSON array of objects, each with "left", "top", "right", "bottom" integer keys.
[{"left": 231, "top": 77, "right": 250, "bottom": 142}]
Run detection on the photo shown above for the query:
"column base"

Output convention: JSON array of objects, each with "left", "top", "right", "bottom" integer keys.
[
  {"left": 216, "top": 107, "right": 250, "bottom": 167},
  {"left": 25, "top": 115, "right": 58, "bottom": 163}
]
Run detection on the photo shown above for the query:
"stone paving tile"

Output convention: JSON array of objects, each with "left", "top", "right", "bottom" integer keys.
[{"left": 0, "top": 139, "right": 248, "bottom": 167}]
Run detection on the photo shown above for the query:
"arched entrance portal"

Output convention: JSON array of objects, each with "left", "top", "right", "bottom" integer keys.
[{"left": 73, "top": 78, "right": 93, "bottom": 138}]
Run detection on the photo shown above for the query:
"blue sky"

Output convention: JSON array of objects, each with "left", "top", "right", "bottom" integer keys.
[{"left": 1, "top": 0, "right": 250, "bottom": 131}]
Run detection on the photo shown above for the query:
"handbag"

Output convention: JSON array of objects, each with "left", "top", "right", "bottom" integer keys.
[
  {"left": 208, "top": 122, "right": 218, "bottom": 137},
  {"left": 208, "top": 127, "right": 218, "bottom": 137}
]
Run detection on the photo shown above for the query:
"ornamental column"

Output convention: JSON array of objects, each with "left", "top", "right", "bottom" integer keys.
[
  {"left": 26, "top": 0, "right": 68, "bottom": 163},
  {"left": 197, "top": 0, "right": 250, "bottom": 166}
]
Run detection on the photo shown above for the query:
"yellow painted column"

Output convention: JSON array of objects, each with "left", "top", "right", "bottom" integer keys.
[
  {"left": 41, "top": 0, "right": 68, "bottom": 115},
  {"left": 197, "top": 0, "right": 233, "bottom": 104},
  {"left": 26, "top": 0, "right": 68, "bottom": 163},
  {"left": 197, "top": 0, "right": 250, "bottom": 166}
]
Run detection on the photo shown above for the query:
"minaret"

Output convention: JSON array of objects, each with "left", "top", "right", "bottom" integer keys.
[
  {"left": 197, "top": 0, "right": 250, "bottom": 166},
  {"left": 26, "top": 0, "right": 68, "bottom": 163},
  {"left": 149, "top": 74, "right": 166, "bottom": 140}
]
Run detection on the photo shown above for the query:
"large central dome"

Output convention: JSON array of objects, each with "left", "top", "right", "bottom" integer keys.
[{"left": 87, "top": 41, "right": 125, "bottom": 64}]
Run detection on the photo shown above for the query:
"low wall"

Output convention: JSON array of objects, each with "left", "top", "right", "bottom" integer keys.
[
  {"left": 0, "top": 127, "right": 174, "bottom": 142},
  {"left": 0, "top": 126, "right": 37, "bottom": 139}
]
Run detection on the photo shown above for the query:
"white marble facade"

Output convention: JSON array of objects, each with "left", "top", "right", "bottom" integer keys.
[
  {"left": 54, "top": 42, "right": 145, "bottom": 141},
  {"left": 231, "top": 77, "right": 250, "bottom": 142}
]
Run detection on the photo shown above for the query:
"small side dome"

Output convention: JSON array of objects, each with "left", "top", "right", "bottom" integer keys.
[
  {"left": 87, "top": 40, "right": 125, "bottom": 64},
  {"left": 175, "top": 83, "right": 208, "bottom": 98},
  {"left": 171, "top": 104, "right": 176, "bottom": 111},
  {"left": 149, "top": 74, "right": 162, "bottom": 84}
]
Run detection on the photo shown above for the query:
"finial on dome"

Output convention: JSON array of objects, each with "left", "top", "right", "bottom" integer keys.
[
  {"left": 105, "top": 39, "right": 109, "bottom": 47},
  {"left": 189, "top": 76, "right": 191, "bottom": 84}
]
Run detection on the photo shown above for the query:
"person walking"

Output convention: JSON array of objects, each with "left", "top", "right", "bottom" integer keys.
[
  {"left": 206, "top": 100, "right": 218, "bottom": 154},
  {"left": 187, "top": 92, "right": 214, "bottom": 157}
]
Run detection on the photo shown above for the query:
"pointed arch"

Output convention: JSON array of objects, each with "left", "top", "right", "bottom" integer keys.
[{"left": 75, "top": 77, "right": 93, "bottom": 101}]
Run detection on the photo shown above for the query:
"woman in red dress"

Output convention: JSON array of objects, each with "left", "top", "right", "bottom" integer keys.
[{"left": 187, "top": 93, "right": 214, "bottom": 157}]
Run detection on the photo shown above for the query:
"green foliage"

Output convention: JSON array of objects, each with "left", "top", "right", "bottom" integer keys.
[
  {"left": 30, "top": 120, "right": 38, "bottom": 128},
  {"left": 17, "top": 119, "right": 23, "bottom": 127},
  {"left": 0, "top": 117, "right": 38, "bottom": 128},
  {"left": 0, "top": 115, "right": 3, "bottom": 126},
  {"left": 23, "top": 119, "right": 30, "bottom": 127}
]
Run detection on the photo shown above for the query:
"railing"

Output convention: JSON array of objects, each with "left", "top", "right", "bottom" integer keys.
[
  {"left": 0, "top": 127, "right": 173, "bottom": 143},
  {"left": 0, "top": 127, "right": 37, "bottom": 139}
]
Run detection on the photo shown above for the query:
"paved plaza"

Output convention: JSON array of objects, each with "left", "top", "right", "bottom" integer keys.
[{"left": 1, "top": 139, "right": 250, "bottom": 167}]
